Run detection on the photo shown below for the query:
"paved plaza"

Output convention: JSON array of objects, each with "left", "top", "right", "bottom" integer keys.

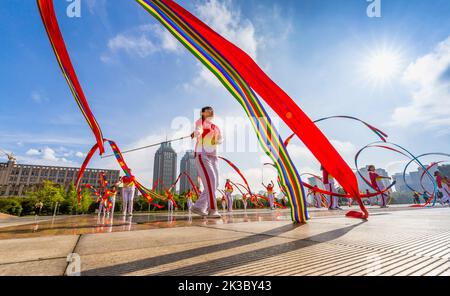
[{"left": 0, "top": 206, "right": 449, "bottom": 276}]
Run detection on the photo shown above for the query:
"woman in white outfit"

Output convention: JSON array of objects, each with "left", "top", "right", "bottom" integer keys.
[
  {"left": 191, "top": 107, "right": 223, "bottom": 218},
  {"left": 321, "top": 166, "right": 341, "bottom": 210},
  {"left": 121, "top": 172, "right": 136, "bottom": 216}
]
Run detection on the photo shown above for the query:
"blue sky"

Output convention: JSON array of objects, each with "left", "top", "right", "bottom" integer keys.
[{"left": 1, "top": 0, "right": 449, "bottom": 191}]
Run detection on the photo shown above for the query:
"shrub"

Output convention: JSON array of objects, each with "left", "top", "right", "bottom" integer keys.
[{"left": 0, "top": 198, "right": 23, "bottom": 216}]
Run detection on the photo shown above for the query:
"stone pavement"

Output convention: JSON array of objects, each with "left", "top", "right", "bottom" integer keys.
[{"left": 0, "top": 206, "right": 449, "bottom": 276}]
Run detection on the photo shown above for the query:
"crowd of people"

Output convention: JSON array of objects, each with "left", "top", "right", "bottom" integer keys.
[{"left": 88, "top": 106, "right": 449, "bottom": 218}]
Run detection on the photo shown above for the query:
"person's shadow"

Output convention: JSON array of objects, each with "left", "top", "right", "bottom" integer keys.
[{"left": 82, "top": 221, "right": 365, "bottom": 276}]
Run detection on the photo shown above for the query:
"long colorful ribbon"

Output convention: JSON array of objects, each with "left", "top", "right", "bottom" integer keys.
[
  {"left": 285, "top": 115, "right": 388, "bottom": 146},
  {"left": 75, "top": 139, "right": 165, "bottom": 208},
  {"left": 355, "top": 143, "right": 439, "bottom": 207},
  {"left": 38, "top": 0, "right": 371, "bottom": 222},
  {"left": 37, "top": 0, "right": 104, "bottom": 154},
  {"left": 136, "top": 0, "right": 315, "bottom": 222},
  {"left": 169, "top": 172, "right": 200, "bottom": 197},
  {"left": 402, "top": 153, "right": 449, "bottom": 206},
  {"left": 419, "top": 161, "right": 449, "bottom": 196}
]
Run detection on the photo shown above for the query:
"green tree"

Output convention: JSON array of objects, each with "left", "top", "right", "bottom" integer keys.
[
  {"left": 60, "top": 183, "right": 78, "bottom": 215},
  {"left": 19, "top": 197, "right": 38, "bottom": 216},
  {"left": 0, "top": 198, "right": 23, "bottom": 216},
  {"left": 27, "top": 181, "right": 65, "bottom": 215},
  {"left": 78, "top": 189, "right": 94, "bottom": 214},
  {"left": 390, "top": 191, "right": 414, "bottom": 204}
]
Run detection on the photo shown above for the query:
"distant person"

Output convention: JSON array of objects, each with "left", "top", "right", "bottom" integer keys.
[
  {"left": 443, "top": 176, "right": 450, "bottom": 205},
  {"left": 413, "top": 191, "right": 420, "bottom": 204},
  {"left": 221, "top": 195, "right": 227, "bottom": 212},
  {"left": 165, "top": 189, "right": 176, "bottom": 214},
  {"left": 224, "top": 179, "right": 234, "bottom": 213},
  {"left": 262, "top": 180, "right": 276, "bottom": 210},
  {"left": 311, "top": 186, "right": 322, "bottom": 208},
  {"left": 35, "top": 200, "right": 43, "bottom": 216},
  {"left": 422, "top": 191, "right": 430, "bottom": 203},
  {"left": 120, "top": 172, "right": 136, "bottom": 216},
  {"left": 368, "top": 165, "right": 392, "bottom": 208},
  {"left": 321, "top": 166, "right": 341, "bottom": 210},
  {"left": 434, "top": 172, "right": 450, "bottom": 206},
  {"left": 98, "top": 197, "right": 107, "bottom": 216},
  {"left": 106, "top": 186, "right": 117, "bottom": 217},
  {"left": 242, "top": 194, "right": 248, "bottom": 211},
  {"left": 366, "top": 189, "right": 374, "bottom": 206},
  {"left": 186, "top": 190, "right": 194, "bottom": 213}
]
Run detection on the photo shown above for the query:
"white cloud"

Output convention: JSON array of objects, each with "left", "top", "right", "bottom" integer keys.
[
  {"left": 182, "top": 0, "right": 261, "bottom": 89},
  {"left": 25, "top": 149, "right": 41, "bottom": 156},
  {"left": 102, "top": 24, "right": 181, "bottom": 62},
  {"left": 107, "top": 33, "right": 157, "bottom": 58},
  {"left": 31, "top": 91, "right": 49, "bottom": 103},
  {"left": 330, "top": 140, "right": 357, "bottom": 158},
  {"left": 86, "top": 0, "right": 106, "bottom": 14},
  {"left": 0, "top": 133, "right": 90, "bottom": 146},
  {"left": 20, "top": 147, "right": 77, "bottom": 167},
  {"left": 75, "top": 151, "right": 86, "bottom": 158},
  {"left": 41, "top": 148, "right": 58, "bottom": 161},
  {"left": 391, "top": 36, "right": 450, "bottom": 129},
  {"left": 196, "top": 0, "right": 259, "bottom": 60}
]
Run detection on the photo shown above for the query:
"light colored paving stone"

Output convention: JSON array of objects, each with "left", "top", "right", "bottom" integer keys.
[
  {"left": 0, "top": 258, "right": 68, "bottom": 276},
  {"left": 0, "top": 235, "right": 79, "bottom": 265},
  {"left": 75, "top": 226, "right": 253, "bottom": 256},
  {"left": 0, "top": 207, "right": 449, "bottom": 276},
  {"left": 81, "top": 234, "right": 296, "bottom": 276}
]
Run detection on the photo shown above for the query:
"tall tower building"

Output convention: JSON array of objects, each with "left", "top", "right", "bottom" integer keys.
[
  {"left": 179, "top": 150, "right": 198, "bottom": 194},
  {"left": 153, "top": 142, "right": 177, "bottom": 193}
]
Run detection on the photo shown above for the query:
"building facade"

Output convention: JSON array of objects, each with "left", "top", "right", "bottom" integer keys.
[
  {"left": 179, "top": 150, "right": 199, "bottom": 194},
  {"left": 152, "top": 142, "right": 177, "bottom": 193},
  {"left": 0, "top": 158, "right": 120, "bottom": 197},
  {"left": 393, "top": 165, "right": 438, "bottom": 193}
]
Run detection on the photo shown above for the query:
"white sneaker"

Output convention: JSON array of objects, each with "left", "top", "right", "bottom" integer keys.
[
  {"left": 208, "top": 210, "right": 222, "bottom": 218},
  {"left": 192, "top": 207, "right": 208, "bottom": 217}
]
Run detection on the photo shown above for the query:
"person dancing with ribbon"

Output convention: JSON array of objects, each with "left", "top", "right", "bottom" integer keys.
[
  {"left": 190, "top": 106, "right": 223, "bottom": 218},
  {"left": 368, "top": 165, "right": 392, "bottom": 208},
  {"left": 242, "top": 194, "right": 248, "bottom": 211},
  {"left": 186, "top": 189, "right": 194, "bottom": 213},
  {"left": 97, "top": 195, "right": 106, "bottom": 216},
  {"left": 434, "top": 171, "right": 450, "bottom": 206},
  {"left": 106, "top": 185, "right": 117, "bottom": 217},
  {"left": 224, "top": 179, "right": 234, "bottom": 213},
  {"left": 120, "top": 172, "right": 136, "bottom": 216},
  {"left": 221, "top": 195, "right": 227, "bottom": 212},
  {"left": 165, "top": 189, "right": 176, "bottom": 214},
  {"left": 262, "top": 181, "right": 276, "bottom": 210},
  {"left": 311, "top": 186, "right": 322, "bottom": 209},
  {"left": 321, "top": 166, "right": 341, "bottom": 210}
]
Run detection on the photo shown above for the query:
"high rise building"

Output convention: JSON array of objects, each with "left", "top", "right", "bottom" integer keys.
[
  {"left": 179, "top": 150, "right": 198, "bottom": 194},
  {"left": 153, "top": 142, "right": 177, "bottom": 193},
  {"left": 394, "top": 165, "right": 438, "bottom": 193},
  {"left": 0, "top": 157, "right": 120, "bottom": 197}
]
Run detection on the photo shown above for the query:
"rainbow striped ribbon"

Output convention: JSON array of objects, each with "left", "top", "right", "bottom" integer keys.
[{"left": 137, "top": 0, "right": 309, "bottom": 222}]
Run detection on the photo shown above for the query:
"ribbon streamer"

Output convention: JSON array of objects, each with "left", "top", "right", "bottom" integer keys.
[{"left": 402, "top": 153, "right": 449, "bottom": 206}]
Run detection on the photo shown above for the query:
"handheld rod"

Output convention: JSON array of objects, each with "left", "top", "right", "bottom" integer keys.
[{"left": 101, "top": 135, "right": 192, "bottom": 159}]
